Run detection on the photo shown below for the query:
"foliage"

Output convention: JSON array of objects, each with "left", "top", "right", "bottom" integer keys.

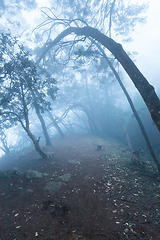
[
  {"left": 38, "top": 0, "right": 148, "bottom": 42},
  {"left": 0, "top": 32, "right": 58, "bottom": 129},
  {"left": 0, "top": 0, "right": 37, "bottom": 39},
  {"left": 0, "top": 0, "right": 152, "bottom": 159}
]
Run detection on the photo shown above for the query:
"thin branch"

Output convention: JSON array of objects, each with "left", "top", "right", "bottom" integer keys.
[{"left": 0, "top": 111, "right": 26, "bottom": 130}]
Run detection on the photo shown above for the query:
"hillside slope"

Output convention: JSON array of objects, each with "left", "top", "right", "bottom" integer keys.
[{"left": 0, "top": 135, "right": 160, "bottom": 239}]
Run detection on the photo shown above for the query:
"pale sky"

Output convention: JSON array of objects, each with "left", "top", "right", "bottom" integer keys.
[
  {"left": 122, "top": 0, "right": 160, "bottom": 95},
  {"left": 1, "top": 0, "right": 159, "bottom": 95},
  {"left": 33, "top": 0, "right": 160, "bottom": 95}
]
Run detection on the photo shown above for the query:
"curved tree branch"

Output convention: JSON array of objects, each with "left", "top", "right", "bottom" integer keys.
[{"left": 36, "top": 26, "right": 160, "bottom": 134}]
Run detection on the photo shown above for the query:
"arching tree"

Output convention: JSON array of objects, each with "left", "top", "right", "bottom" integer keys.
[
  {"left": 35, "top": 21, "right": 160, "bottom": 171},
  {"left": 39, "top": 0, "right": 148, "bottom": 41},
  {"left": 36, "top": 25, "right": 160, "bottom": 132}
]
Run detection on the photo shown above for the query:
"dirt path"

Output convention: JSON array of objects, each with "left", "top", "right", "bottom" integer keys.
[{"left": 0, "top": 135, "right": 160, "bottom": 239}]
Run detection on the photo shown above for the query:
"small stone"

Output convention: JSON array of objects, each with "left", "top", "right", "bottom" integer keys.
[
  {"left": 68, "top": 159, "right": 80, "bottom": 164},
  {"left": 84, "top": 175, "right": 90, "bottom": 180},
  {"left": 43, "top": 173, "right": 49, "bottom": 177},
  {"left": 0, "top": 168, "right": 21, "bottom": 178},
  {"left": 58, "top": 173, "right": 71, "bottom": 182},
  {"left": 44, "top": 181, "right": 66, "bottom": 194},
  {"left": 26, "top": 170, "right": 44, "bottom": 179},
  {"left": 26, "top": 189, "right": 33, "bottom": 194},
  {"left": 51, "top": 161, "right": 56, "bottom": 165}
]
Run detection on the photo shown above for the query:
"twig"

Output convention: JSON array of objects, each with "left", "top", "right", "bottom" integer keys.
[
  {"left": 96, "top": 233, "right": 107, "bottom": 237},
  {"left": 123, "top": 215, "right": 133, "bottom": 224},
  {"left": 115, "top": 197, "right": 129, "bottom": 202},
  {"left": 55, "top": 206, "right": 65, "bottom": 224}
]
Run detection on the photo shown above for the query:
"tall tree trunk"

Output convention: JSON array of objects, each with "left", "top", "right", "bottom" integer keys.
[
  {"left": 122, "top": 123, "right": 133, "bottom": 152},
  {"left": 84, "top": 77, "right": 100, "bottom": 134},
  {"left": 47, "top": 111, "right": 65, "bottom": 138},
  {"left": 35, "top": 105, "right": 52, "bottom": 146},
  {"left": 95, "top": 42, "right": 160, "bottom": 173}
]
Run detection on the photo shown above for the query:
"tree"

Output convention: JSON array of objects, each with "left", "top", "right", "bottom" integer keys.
[
  {"left": 26, "top": 68, "right": 58, "bottom": 146},
  {"left": 0, "top": 33, "right": 57, "bottom": 158},
  {"left": 0, "top": 0, "right": 37, "bottom": 39},
  {"left": 40, "top": 0, "right": 147, "bottom": 41},
  {"left": 36, "top": 26, "right": 160, "bottom": 133},
  {"left": 47, "top": 111, "right": 65, "bottom": 138},
  {"left": 93, "top": 42, "right": 160, "bottom": 172},
  {"left": 35, "top": 22, "right": 160, "bottom": 171},
  {"left": 0, "top": 130, "right": 10, "bottom": 155}
]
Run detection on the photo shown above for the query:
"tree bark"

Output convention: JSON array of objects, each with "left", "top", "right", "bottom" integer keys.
[
  {"left": 37, "top": 26, "right": 160, "bottom": 133},
  {"left": 25, "top": 127, "right": 48, "bottom": 158},
  {"left": 35, "top": 105, "right": 52, "bottom": 146},
  {"left": 1, "top": 112, "right": 49, "bottom": 159},
  {"left": 94, "top": 42, "right": 160, "bottom": 173}
]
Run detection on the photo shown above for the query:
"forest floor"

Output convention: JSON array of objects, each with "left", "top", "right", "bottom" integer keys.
[{"left": 0, "top": 135, "right": 160, "bottom": 240}]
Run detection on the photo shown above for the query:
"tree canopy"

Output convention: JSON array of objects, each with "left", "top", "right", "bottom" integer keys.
[{"left": 0, "top": 32, "right": 58, "bottom": 157}]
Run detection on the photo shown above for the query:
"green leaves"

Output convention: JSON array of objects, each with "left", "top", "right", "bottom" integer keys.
[{"left": 0, "top": 32, "right": 58, "bottom": 129}]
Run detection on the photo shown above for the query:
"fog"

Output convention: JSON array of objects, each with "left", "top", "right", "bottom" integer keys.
[
  {"left": 123, "top": 0, "right": 160, "bottom": 95},
  {"left": 1, "top": 1, "right": 160, "bottom": 239},
  {"left": 0, "top": 0, "right": 160, "bottom": 159}
]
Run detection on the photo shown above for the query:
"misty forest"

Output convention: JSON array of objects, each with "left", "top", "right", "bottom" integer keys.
[{"left": 0, "top": 0, "right": 160, "bottom": 239}]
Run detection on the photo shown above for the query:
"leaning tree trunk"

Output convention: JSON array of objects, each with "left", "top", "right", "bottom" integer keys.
[
  {"left": 1, "top": 111, "right": 49, "bottom": 158},
  {"left": 19, "top": 115, "right": 48, "bottom": 158},
  {"left": 25, "top": 127, "right": 48, "bottom": 158},
  {"left": 95, "top": 42, "right": 160, "bottom": 173},
  {"left": 47, "top": 111, "right": 65, "bottom": 138},
  {"left": 35, "top": 105, "right": 52, "bottom": 146},
  {"left": 20, "top": 110, "right": 48, "bottom": 158},
  {"left": 36, "top": 26, "right": 160, "bottom": 133},
  {"left": 36, "top": 25, "right": 160, "bottom": 171}
]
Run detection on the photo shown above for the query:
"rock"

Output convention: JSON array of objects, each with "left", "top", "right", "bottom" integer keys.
[
  {"left": 97, "top": 144, "right": 102, "bottom": 150},
  {"left": 84, "top": 175, "right": 90, "bottom": 180},
  {"left": 58, "top": 173, "right": 71, "bottom": 182},
  {"left": 26, "top": 189, "right": 33, "bottom": 194},
  {"left": 26, "top": 170, "right": 44, "bottom": 179},
  {"left": 0, "top": 167, "right": 21, "bottom": 178},
  {"left": 68, "top": 159, "right": 80, "bottom": 164},
  {"left": 51, "top": 161, "right": 56, "bottom": 165},
  {"left": 43, "top": 173, "right": 49, "bottom": 177},
  {"left": 44, "top": 181, "right": 66, "bottom": 194}
]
